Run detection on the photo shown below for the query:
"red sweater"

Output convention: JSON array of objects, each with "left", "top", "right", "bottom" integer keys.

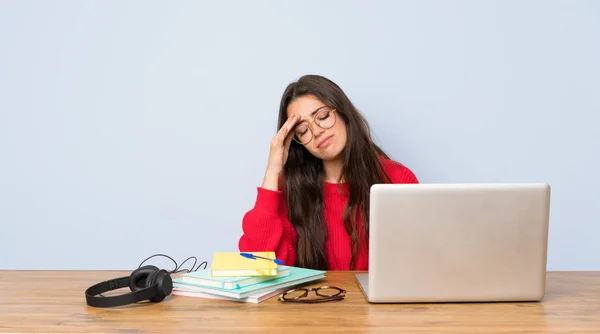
[{"left": 238, "top": 157, "right": 419, "bottom": 270}]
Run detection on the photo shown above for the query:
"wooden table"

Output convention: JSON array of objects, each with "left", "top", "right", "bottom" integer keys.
[{"left": 1, "top": 270, "right": 599, "bottom": 333}]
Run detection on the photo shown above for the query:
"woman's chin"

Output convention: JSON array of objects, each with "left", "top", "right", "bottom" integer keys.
[{"left": 315, "top": 146, "right": 343, "bottom": 161}]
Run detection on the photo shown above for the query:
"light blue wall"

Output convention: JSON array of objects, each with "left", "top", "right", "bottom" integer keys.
[{"left": 1, "top": 0, "right": 598, "bottom": 270}]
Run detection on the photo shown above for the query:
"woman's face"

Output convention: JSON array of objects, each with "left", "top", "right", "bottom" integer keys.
[{"left": 286, "top": 95, "right": 347, "bottom": 161}]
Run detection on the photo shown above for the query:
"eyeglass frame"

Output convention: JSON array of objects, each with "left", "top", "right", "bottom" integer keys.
[
  {"left": 277, "top": 285, "right": 346, "bottom": 303},
  {"left": 291, "top": 107, "right": 337, "bottom": 145}
]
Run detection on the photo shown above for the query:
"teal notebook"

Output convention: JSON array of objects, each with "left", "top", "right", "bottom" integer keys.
[
  {"left": 180, "top": 266, "right": 292, "bottom": 290},
  {"left": 172, "top": 266, "right": 326, "bottom": 299}
]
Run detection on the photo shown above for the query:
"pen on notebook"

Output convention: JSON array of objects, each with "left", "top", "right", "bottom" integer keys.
[{"left": 240, "top": 253, "right": 284, "bottom": 265}]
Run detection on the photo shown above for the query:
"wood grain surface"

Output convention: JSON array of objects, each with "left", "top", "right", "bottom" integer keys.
[{"left": 1, "top": 270, "right": 599, "bottom": 333}]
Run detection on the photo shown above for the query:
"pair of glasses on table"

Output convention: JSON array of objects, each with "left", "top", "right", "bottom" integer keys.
[{"left": 278, "top": 286, "right": 346, "bottom": 303}]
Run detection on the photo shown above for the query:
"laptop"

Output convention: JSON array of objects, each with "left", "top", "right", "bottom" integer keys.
[{"left": 356, "top": 183, "right": 551, "bottom": 303}]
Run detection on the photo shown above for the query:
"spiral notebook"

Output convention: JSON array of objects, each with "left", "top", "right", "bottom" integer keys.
[
  {"left": 173, "top": 266, "right": 326, "bottom": 299},
  {"left": 181, "top": 266, "right": 291, "bottom": 289}
]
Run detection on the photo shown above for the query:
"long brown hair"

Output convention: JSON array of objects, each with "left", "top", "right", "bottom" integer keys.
[{"left": 278, "top": 74, "right": 392, "bottom": 270}]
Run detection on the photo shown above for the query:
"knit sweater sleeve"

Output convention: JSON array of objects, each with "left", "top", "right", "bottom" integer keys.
[{"left": 238, "top": 187, "right": 297, "bottom": 266}]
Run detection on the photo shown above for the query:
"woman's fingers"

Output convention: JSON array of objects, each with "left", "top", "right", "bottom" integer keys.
[
  {"left": 284, "top": 128, "right": 295, "bottom": 151},
  {"left": 277, "top": 114, "right": 300, "bottom": 144}
]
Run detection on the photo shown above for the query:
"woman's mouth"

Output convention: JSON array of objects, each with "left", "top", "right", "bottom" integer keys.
[{"left": 317, "top": 135, "right": 334, "bottom": 148}]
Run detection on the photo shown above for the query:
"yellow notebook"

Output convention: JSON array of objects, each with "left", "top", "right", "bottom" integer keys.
[{"left": 210, "top": 252, "right": 279, "bottom": 277}]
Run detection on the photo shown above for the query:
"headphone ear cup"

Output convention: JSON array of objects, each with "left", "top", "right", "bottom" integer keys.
[
  {"left": 147, "top": 269, "right": 173, "bottom": 302},
  {"left": 145, "top": 268, "right": 160, "bottom": 288},
  {"left": 129, "top": 265, "right": 159, "bottom": 292}
]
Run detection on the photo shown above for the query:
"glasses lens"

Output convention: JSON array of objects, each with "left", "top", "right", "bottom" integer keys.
[
  {"left": 316, "top": 287, "right": 342, "bottom": 297},
  {"left": 283, "top": 289, "right": 307, "bottom": 300},
  {"left": 293, "top": 125, "right": 312, "bottom": 144},
  {"left": 315, "top": 108, "right": 335, "bottom": 129}
]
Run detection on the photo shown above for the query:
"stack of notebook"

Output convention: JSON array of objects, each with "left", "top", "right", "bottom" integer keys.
[{"left": 172, "top": 251, "right": 326, "bottom": 303}]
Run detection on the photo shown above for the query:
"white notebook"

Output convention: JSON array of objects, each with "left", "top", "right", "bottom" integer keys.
[{"left": 172, "top": 287, "right": 286, "bottom": 303}]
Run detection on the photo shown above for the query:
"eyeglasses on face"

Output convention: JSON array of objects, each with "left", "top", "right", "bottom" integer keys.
[
  {"left": 277, "top": 286, "right": 346, "bottom": 303},
  {"left": 292, "top": 107, "right": 337, "bottom": 145}
]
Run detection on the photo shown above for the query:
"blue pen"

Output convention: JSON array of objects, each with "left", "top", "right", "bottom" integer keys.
[{"left": 240, "top": 252, "right": 284, "bottom": 265}]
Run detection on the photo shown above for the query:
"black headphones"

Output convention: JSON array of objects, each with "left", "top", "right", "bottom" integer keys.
[
  {"left": 85, "top": 254, "right": 207, "bottom": 308},
  {"left": 85, "top": 265, "right": 173, "bottom": 308}
]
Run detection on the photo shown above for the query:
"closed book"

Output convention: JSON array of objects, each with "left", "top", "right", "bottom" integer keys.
[
  {"left": 172, "top": 266, "right": 325, "bottom": 299},
  {"left": 181, "top": 266, "right": 291, "bottom": 289},
  {"left": 172, "top": 287, "right": 287, "bottom": 303},
  {"left": 210, "top": 251, "right": 279, "bottom": 277}
]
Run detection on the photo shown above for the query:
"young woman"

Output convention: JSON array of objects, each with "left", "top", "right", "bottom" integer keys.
[{"left": 238, "top": 75, "right": 419, "bottom": 270}]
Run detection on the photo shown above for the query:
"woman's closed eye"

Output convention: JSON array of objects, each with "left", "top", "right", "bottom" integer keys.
[
  {"left": 295, "top": 126, "right": 309, "bottom": 136},
  {"left": 318, "top": 112, "right": 331, "bottom": 121}
]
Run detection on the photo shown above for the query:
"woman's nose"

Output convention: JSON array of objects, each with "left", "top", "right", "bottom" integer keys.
[{"left": 312, "top": 125, "right": 325, "bottom": 137}]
